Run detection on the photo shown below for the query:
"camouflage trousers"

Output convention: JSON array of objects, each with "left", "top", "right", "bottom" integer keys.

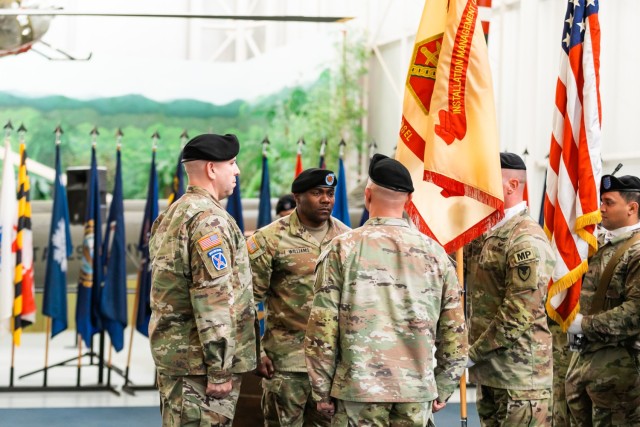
[
  {"left": 476, "top": 385, "right": 552, "bottom": 426},
  {"left": 261, "top": 371, "right": 330, "bottom": 427},
  {"left": 331, "top": 400, "right": 435, "bottom": 427},
  {"left": 551, "top": 322, "right": 571, "bottom": 427},
  {"left": 566, "top": 346, "right": 640, "bottom": 426},
  {"left": 157, "top": 373, "right": 242, "bottom": 426}
]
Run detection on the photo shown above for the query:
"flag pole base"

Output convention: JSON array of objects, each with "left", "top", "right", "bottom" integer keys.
[{"left": 0, "top": 385, "right": 120, "bottom": 395}]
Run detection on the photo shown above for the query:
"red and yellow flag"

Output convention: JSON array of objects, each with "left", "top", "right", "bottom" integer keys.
[
  {"left": 13, "top": 140, "right": 36, "bottom": 345},
  {"left": 397, "top": 0, "right": 503, "bottom": 252}
]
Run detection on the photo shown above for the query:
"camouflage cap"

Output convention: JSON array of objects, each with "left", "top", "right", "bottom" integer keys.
[{"left": 181, "top": 134, "right": 240, "bottom": 163}]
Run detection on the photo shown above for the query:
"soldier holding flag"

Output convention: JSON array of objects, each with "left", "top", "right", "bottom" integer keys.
[
  {"left": 565, "top": 174, "right": 640, "bottom": 425},
  {"left": 465, "top": 153, "right": 555, "bottom": 426}
]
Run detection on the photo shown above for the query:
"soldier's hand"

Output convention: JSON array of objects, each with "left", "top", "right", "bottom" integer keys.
[
  {"left": 254, "top": 356, "right": 275, "bottom": 378},
  {"left": 432, "top": 400, "right": 446, "bottom": 413},
  {"left": 317, "top": 400, "right": 335, "bottom": 418},
  {"left": 206, "top": 380, "right": 233, "bottom": 399}
]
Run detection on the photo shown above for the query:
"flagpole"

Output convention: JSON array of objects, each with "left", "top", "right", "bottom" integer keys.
[
  {"left": 9, "top": 340, "right": 15, "bottom": 387},
  {"left": 76, "top": 334, "right": 83, "bottom": 387},
  {"left": 43, "top": 317, "right": 51, "bottom": 386},
  {"left": 456, "top": 248, "right": 467, "bottom": 427},
  {"left": 124, "top": 269, "right": 142, "bottom": 386}
]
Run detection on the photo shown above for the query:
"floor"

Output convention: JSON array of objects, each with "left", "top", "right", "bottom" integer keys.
[{"left": 0, "top": 331, "right": 479, "bottom": 426}]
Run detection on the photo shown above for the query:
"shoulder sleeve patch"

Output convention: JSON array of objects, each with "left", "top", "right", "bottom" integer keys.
[
  {"left": 198, "top": 233, "right": 222, "bottom": 251},
  {"left": 510, "top": 247, "right": 539, "bottom": 265},
  {"left": 207, "top": 247, "right": 228, "bottom": 271},
  {"left": 246, "top": 235, "right": 260, "bottom": 254}
]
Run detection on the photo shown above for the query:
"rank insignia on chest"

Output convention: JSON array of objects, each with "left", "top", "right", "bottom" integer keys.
[
  {"left": 198, "top": 233, "right": 221, "bottom": 251},
  {"left": 247, "top": 236, "right": 259, "bottom": 254},
  {"left": 208, "top": 248, "right": 228, "bottom": 271},
  {"left": 517, "top": 265, "right": 531, "bottom": 281}
]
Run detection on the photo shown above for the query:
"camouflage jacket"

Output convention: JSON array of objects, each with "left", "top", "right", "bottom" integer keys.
[
  {"left": 248, "top": 210, "right": 350, "bottom": 372},
  {"left": 305, "top": 217, "right": 468, "bottom": 403},
  {"left": 149, "top": 185, "right": 257, "bottom": 384},
  {"left": 580, "top": 228, "right": 640, "bottom": 353},
  {"left": 465, "top": 209, "right": 554, "bottom": 390}
]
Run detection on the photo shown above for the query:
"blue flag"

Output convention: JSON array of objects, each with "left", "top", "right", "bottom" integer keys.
[
  {"left": 332, "top": 157, "right": 351, "bottom": 227},
  {"left": 257, "top": 155, "right": 272, "bottom": 228},
  {"left": 359, "top": 208, "right": 369, "bottom": 226},
  {"left": 226, "top": 176, "right": 245, "bottom": 233},
  {"left": 167, "top": 151, "right": 185, "bottom": 206},
  {"left": 76, "top": 144, "right": 103, "bottom": 348},
  {"left": 42, "top": 143, "right": 73, "bottom": 338},
  {"left": 101, "top": 146, "right": 127, "bottom": 351},
  {"left": 136, "top": 149, "right": 159, "bottom": 336}
]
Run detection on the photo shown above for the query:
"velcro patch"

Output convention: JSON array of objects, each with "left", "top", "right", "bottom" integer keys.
[
  {"left": 511, "top": 248, "right": 536, "bottom": 265},
  {"left": 198, "top": 233, "right": 221, "bottom": 251},
  {"left": 517, "top": 265, "right": 532, "bottom": 282},
  {"left": 285, "top": 247, "right": 311, "bottom": 255},
  {"left": 208, "top": 248, "right": 228, "bottom": 271},
  {"left": 246, "top": 236, "right": 259, "bottom": 254}
]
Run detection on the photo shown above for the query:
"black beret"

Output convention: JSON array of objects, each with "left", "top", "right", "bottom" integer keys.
[
  {"left": 275, "top": 194, "right": 296, "bottom": 215},
  {"left": 291, "top": 168, "right": 337, "bottom": 193},
  {"left": 369, "top": 154, "right": 414, "bottom": 193},
  {"left": 181, "top": 134, "right": 239, "bottom": 163},
  {"left": 601, "top": 175, "right": 640, "bottom": 194},
  {"left": 500, "top": 152, "right": 526, "bottom": 170}
]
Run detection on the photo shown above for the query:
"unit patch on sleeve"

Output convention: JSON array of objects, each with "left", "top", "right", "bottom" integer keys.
[
  {"left": 198, "top": 233, "right": 222, "bottom": 251},
  {"left": 511, "top": 248, "right": 537, "bottom": 265},
  {"left": 208, "top": 247, "right": 228, "bottom": 271}
]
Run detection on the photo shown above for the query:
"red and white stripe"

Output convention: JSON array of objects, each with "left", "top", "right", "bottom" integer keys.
[{"left": 544, "top": 2, "right": 601, "bottom": 330}]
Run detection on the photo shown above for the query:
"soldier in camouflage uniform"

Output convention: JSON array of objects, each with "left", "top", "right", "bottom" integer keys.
[
  {"left": 465, "top": 153, "right": 555, "bottom": 426},
  {"left": 149, "top": 134, "right": 257, "bottom": 426},
  {"left": 305, "top": 154, "right": 468, "bottom": 426},
  {"left": 248, "top": 168, "right": 350, "bottom": 426},
  {"left": 565, "top": 174, "right": 640, "bottom": 426}
]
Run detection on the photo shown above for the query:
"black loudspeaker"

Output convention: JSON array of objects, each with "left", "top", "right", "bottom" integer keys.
[{"left": 66, "top": 166, "right": 108, "bottom": 225}]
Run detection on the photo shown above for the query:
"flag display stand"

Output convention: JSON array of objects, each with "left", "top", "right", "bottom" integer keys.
[{"left": 1, "top": 331, "right": 120, "bottom": 395}]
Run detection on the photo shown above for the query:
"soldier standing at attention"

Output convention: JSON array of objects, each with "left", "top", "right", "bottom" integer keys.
[
  {"left": 565, "top": 174, "right": 640, "bottom": 426},
  {"left": 149, "top": 134, "right": 257, "bottom": 426},
  {"left": 305, "top": 154, "right": 467, "bottom": 426},
  {"left": 248, "top": 168, "right": 350, "bottom": 426},
  {"left": 465, "top": 152, "right": 555, "bottom": 426}
]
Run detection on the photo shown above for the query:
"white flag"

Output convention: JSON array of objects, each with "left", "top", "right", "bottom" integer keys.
[{"left": 0, "top": 140, "right": 17, "bottom": 335}]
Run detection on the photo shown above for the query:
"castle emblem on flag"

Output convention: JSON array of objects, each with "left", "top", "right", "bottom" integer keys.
[{"left": 408, "top": 34, "right": 443, "bottom": 114}]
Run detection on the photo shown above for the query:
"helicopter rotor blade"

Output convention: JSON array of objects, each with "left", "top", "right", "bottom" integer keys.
[{"left": 0, "top": 9, "right": 353, "bottom": 23}]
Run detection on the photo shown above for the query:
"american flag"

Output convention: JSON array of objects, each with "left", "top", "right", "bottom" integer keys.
[
  {"left": 198, "top": 233, "right": 221, "bottom": 251},
  {"left": 544, "top": 0, "right": 601, "bottom": 330}
]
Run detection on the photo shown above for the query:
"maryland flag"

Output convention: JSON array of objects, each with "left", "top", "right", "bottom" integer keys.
[
  {"left": 544, "top": 0, "right": 601, "bottom": 330},
  {"left": 396, "top": 0, "right": 503, "bottom": 252},
  {"left": 13, "top": 136, "right": 36, "bottom": 345}
]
